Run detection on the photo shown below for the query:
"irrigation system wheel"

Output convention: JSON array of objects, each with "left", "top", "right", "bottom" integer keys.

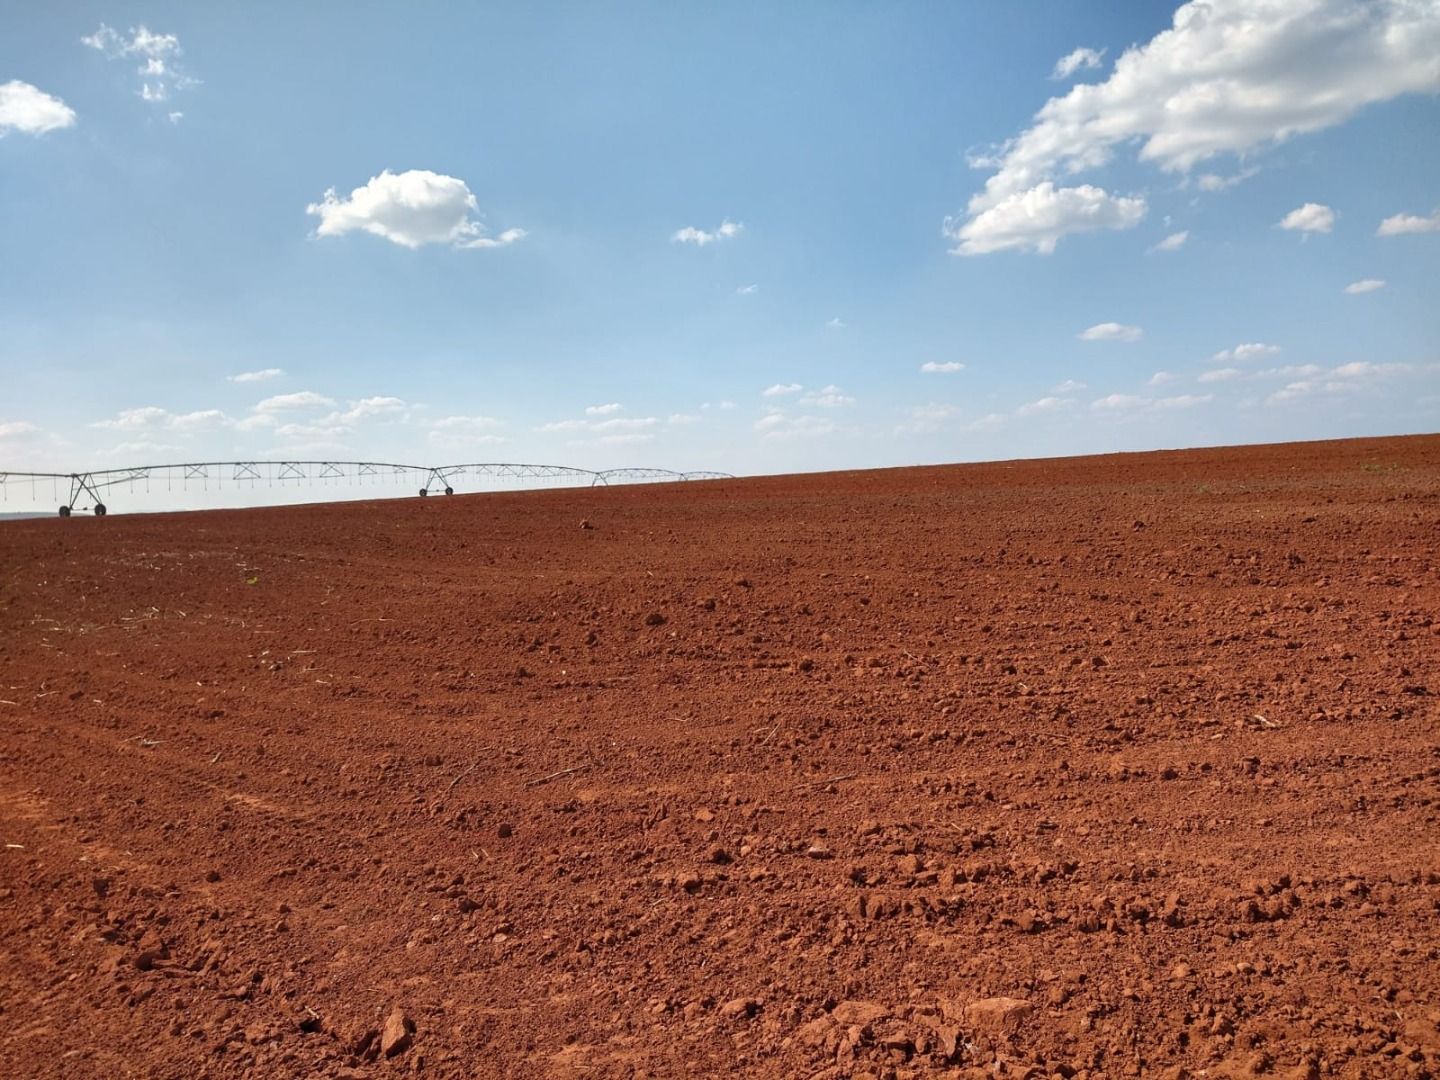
[
  {"left": 94, "top": 504, "right": 107, "bottom": 516},
  {"left": 59, "top": 505, "right": 71, "bottom": 518}
]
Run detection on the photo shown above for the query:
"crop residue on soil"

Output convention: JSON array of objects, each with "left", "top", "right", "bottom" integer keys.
[{"left": 1, "top": 434, "right": 1437, "bottom": 1079}]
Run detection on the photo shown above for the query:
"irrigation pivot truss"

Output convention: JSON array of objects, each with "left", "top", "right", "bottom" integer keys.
[{"left": 0, "top": 460, "right": 734, "bottom": 517}]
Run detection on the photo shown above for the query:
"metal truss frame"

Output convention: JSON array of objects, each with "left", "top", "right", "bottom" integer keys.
[{"left": 0, "top": 460, "right": 733, "bottom": 516}]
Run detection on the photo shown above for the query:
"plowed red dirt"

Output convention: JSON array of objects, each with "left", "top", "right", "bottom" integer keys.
[{"left": 3, "top": 435, "right": 1439, "bottom": 1080}]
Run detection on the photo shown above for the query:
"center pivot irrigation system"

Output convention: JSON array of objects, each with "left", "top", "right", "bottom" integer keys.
[{"left": 0, "top": 460, "right": 734, "bottom": 517}]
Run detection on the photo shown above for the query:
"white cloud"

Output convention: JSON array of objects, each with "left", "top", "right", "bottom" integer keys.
[
  {"left": 327, "top": 396, "right": 407, "bottom": 424},
  {"left": 1091, "top": 392, "right": 1213, "bottom": 414},
  {"left": 1148, "top": 371, "right": 1179, "bottom": 386},
  {"left": 92, "top": 406, "right": 170, "bottom": 431},
  {"left": 307, "top": 170, "right": 525, "bottom": 250},
  {"left": 537, "top": 418, "right": 589, "bottom": 433},
  {"left": 736, "top": 283, "right": 759, "bottom": 295},
  {"left": 1264, "top": 360, "right": 1423, "bottom": 404},
  {"left": 667, "top": 413, "right": 700, "bottom": 425},
  {"left": 92, "top": 406, "right": 236, "bottom": 434},
  {"left": 1279, "top": 202, "right": 1335, "bottom": 234},
  {"left": 826, "top": 317, "right": 846, "bottom": 329},
  {"left": 1091, "top": 394, "right": 1147, "bottom": 411},
  {"left": 1198, "top": 367, "right": 1242, "bottom": 383},
  {"left": 1257, "top": 364, "right": 1323, "bottom": 379},
  {"left": 255, "top": 391, "right": 335, "bottom": 412},
  {"left": 1051, "top": 47, "right": 1105, "bottom": 80},
  {"left": 968, "top": 412, "right": 1007, "bottom": 432},
  {"left": 1344, "top": 278, "right": 1386, "bottom": 294},
  {"left": 431, "top": 414, "right": 502, "bottom": 431},
  {"left": 948, "top": 0, "right": 1440, "bottom": 255},
  {"left": 1151, "top": 230, "right": 1189, "bottom": 252},
  {"left": 1154, "top": 393, "right": 1214, "bottom": 409},
  {"left": 274, "top": 422, "right": 350, "bottom": 440},
  {"left": 227, "top": 368, "right": 284, "bottom": 384},
  {"left": 920, "top": 361, "right": 965, "bottom": 374},
  {"left": 671, "top": 220, "right": 743, "bottom": 246},
  {"left": 233, "top": 414, "right": 277, "bottom": 432},
  {"left": 800, "top": 385, "right": 856, "bottom": 408},
  {"left": 82, "top": 24, "right": 193, "bottom": 107},
  {"left": 1079, "top": 322, "right": 1143, "bottom": 342},
  {"left": 585, "top": 402, "right": 623, "bottom": 416},
  {"left": 945, "top": 182, "right": 1146, "bottom": 256},
  {"left": 1212, "top": 342, "right": 1281, "bottom": 363},
  {"left": 1377, "top": 209, "right": 1440, "bottom": 236},
  {"left": 755, "top": 414, "right": 836, "bottom": 440},
  {"left": 592, "top": 417, "right": 658, "bottom": 432},
  {"left": 910, "top": 403, "right": 961, "bottom": 422},
  {"left": 0, "top": 81, "right": 77, "bottom": 136},
  {"left": 1052, "top": 379, "right": 1087, "bottom": 394},
  {"left": 1016, "top": 396, "right": 1073, "bottom": 417},
  {"left": 0, "top": 420, "right": 41, "bottom": 438},
  {"left": 1196, "top": 167, "right": 1258, "bottom": 192},
  {"left": 762, "top": 383, "right": 803, "bottom": 397}
]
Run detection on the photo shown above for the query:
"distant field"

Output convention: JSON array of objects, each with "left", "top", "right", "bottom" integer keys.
[{"left": 1, "top": 433, "right": 1437, "bottom": 1078}]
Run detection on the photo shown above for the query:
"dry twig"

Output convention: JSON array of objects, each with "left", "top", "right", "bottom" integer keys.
[{"left": 526, "top": 763, "right": 591, "bottom": 787}]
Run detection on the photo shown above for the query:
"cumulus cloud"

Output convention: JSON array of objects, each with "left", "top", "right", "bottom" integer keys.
[
  {"left": 1016, "top": 396, "right": 1073, "bottom": 417},
  {"left": 0, "top": 81, "right": 77, "bottom": 136},
  {"left": 1212, "top": 342, "right": 1281, "bottom": 363},
  {"left": 585, "top": 402, "right": 623, "bottom": 416},
  {"left": 1151, "top": 230, "right": 1189, "bottom": 252},
  {"left": 672, "top": 220, "right": 743, "bottom": 246},
  {"left": 92, "top": 406, "right": 233, "bottom": 433},
  {"left": 920, "top": 361, "right": 965, "bottom": 374},
  {"left": 255, "top": 391, "right": 335, "bottom": 412},
  {"left": 945, "top": 182, "right": 1146, "bottom": 256},
  {"left": 762, "top": 383, "right": 803, "bottom": 397},
  {"left": 326, "top": 396, "right": 407, "bottom": 424},
  {"left": 1198, "top": 367, "right": 1242, "bottom": 383},
  {"left": 1377, "top": 209, "right": 1440, "bottom": 235},
  {"left": 1148, "top": 371, "right": 1179, "bottom": 386},
  {"left": 1092, "top": 392, "right": 1213, "bottom": 413},
  {"left": 1051, "top": 47, "right": 1105, "bottom": 80},
  {"left": 1079, "top": 322, "right": 1143, "bottom": 342},
  {"left": 1279, "top": 202, "right": 1335, "bottom": 234},
  {"left": 1052, "top": 379, "right": 1087, "bottom": 394},
  {"left": 0, "top": 420, "right": 42, "bottom": 438},
  {"left": 946, "top": 0, "right": 1440, "bottom": 255},
  {"left": 82, "top": 24, "right": 194, "bottom": 107},
  {"left": 227, "top": 368, "right": 284, "bottom": 384},
  {"left": 307, "top": 170, "right": 525, "bottom": 250},
  {"left": 800, "top": 385, "right": 856, "bottom": 408},
  {"left": 1345, "top": 278, "right": 1386, "bottom": 294},
  {"left": 1265, "top": 360, "right": 1424, "bottom": 404},
  {"left": 754, "top": 414, "right": 837, "bottom": 440}
]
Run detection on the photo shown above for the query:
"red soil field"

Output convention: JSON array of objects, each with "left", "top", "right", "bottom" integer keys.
[{"left": 2, "top": 434, "right": 1438, "bottom": 1080}]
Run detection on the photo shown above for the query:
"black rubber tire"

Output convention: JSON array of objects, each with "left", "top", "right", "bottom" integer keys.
[
  {"left": 94, "top": 504, "right": 107, "bottom": 517},
  {"left": 419, "top": 488, "right": 429, "bottom": 497},
  {"left": 444, "top": 486, "right": 454, "bottom": 496},
  {"left": 59, "top": 505, "right": 71, "bottom": 518}
]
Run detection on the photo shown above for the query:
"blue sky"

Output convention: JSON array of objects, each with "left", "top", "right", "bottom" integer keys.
[{"left": 2, "top": 1, "right": 1438, "bottom": 508}]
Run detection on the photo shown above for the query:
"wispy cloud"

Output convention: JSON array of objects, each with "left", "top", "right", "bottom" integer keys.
[
  {"left": 1079, "top": 322, "right": 1142, "bottom": 343},
  {"left": 228, "top": 368, "right": 284, "bottom": 384},
  {"left": 1051, "top": 46, "right": 1105, "bottom": 80},
  {"left": 672, "top": 220, "right": 743, "bottom": 246},
  {"left": 1344, "top": 279, "right": 1386, "bottom": 294},
  {"left": 762, "top": 383, "right": 803, "bottom": 398},
  {"left": 585, "top": 402, "right": 623, "bottom": 416},
  {"left": 1212, "top": 343, "right": 1280, "bottom": 363},
  {"left": 1377, "top": 209, "right": 1440, "bottom": 236},
  {"left": 82, "top": 24, "right": 196, "bottom": 108},
  {"left": 1150, "top": 230, "right": 1188, "bottom": 253},
  {"left": 920, "top": 361, "right": 965, "bottom": 374}
]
